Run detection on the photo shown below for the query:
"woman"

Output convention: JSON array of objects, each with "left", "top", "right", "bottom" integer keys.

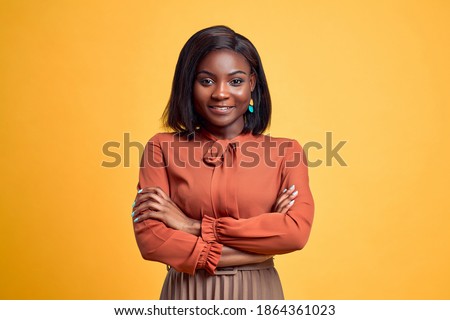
[{"left": 131, "top": 25, "right": 314, "bottom": 300}]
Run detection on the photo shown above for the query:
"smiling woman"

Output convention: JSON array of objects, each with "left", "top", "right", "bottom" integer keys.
[
  {"left": 193, "top": 50, "right": 256, "bottom": 139},
  {"left": 131, "top": 26, "right": 314, "bottom": 300}
]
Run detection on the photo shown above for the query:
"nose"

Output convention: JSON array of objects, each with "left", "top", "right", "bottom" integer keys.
[{"left": 211, "top": 82, "right": 229, "bottom": 100}]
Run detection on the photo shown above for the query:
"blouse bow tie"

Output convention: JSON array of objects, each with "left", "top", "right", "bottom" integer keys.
[{"left": 203, "top": 141, "right": 238, "bottom": 167}]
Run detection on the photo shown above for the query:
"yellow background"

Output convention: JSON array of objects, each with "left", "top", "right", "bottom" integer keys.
[{"left": 1, "top": 0, "right": 449, "bottom": 299}]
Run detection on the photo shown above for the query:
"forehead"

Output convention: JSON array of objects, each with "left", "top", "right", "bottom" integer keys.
[{"left": 196, "top": 49, "right": 251, "bottom": 73}]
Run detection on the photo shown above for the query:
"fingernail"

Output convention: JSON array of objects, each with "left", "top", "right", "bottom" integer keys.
[
  {"left": 131, "top": 211, "right": 135, "bottom": 217},
  {"left": 282, "top": 188, "right": 287, "bottom": 193},
  {"left": 133, "top": 217, "right": 139, "bottom": 223},
  {"left": 292, "top": 190, "right": 299, "bottom": 197},
  {"left": 132, "top": 201, "right": 135, "bottom": 208},
  {"left": 289, "top": 185, "right": 295, "bottom": 190},
  {"left": 288, "top": 200, "right": 295, "bottom": 206},
  {"left": 138, "top": 189, "right": 143, "bottom": 194}
]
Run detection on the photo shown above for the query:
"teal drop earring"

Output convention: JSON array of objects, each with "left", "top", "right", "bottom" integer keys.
[{"left": 248, "top": 98, "right": 254, "bottom": 113}]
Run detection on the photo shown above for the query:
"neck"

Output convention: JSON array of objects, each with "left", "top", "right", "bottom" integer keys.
[
  {"left": 201, "top": 124, "right": 244, "bottom": 140},
  {"left": 200, "top": 116, "right": 246, "bottom": 140}
]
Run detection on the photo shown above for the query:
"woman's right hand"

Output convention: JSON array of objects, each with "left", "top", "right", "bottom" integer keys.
[
  {"left": 132, "top": 187, "right": 201, "bottom": 236},
  {"left": 272, "top": 185, "right": 298, "bottom": 213},
  {"left": 218, "top": 246, "right": 273, "bottom": 268}
]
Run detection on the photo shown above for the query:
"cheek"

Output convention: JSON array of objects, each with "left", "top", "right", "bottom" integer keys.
[
  {"left": 233, "top": 87, "right": 251, "bottom": 105},
  {"left": 193, "top": 85, "right": 209, "bottom": 105}
]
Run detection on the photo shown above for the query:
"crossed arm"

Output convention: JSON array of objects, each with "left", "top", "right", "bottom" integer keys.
[
  {"left": 132, "top": 135, "right": 313, "bottom": 274},
  {"left": 132, "top": 185, "right": 299, "bottom": 268}
]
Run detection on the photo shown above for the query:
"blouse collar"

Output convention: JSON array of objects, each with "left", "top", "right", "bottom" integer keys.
[{"left": 196, "top": 127, "right": 255, "bottom": 143}]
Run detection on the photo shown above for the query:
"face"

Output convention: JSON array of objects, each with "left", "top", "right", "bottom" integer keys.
[{"left": 193, "top": 49, "right": 256, "bottom": 139}]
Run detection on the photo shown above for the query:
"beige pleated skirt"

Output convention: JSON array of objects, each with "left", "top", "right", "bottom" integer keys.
[{"left": 160, "top": 259, "right": 284, "bottom": 300}]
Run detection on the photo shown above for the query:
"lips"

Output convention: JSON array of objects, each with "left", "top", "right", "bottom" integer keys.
[{"left": 208, "top": 106, "right": 235, "bottom": 114}]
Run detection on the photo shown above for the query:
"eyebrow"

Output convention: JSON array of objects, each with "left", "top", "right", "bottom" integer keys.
[{"left": 196, "top": 70, "right": 248, "bottom": 76}]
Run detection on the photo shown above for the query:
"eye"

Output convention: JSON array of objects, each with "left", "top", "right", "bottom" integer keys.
[
  {"left": 199, "top": 78, "right": 214, "bottom": 86},
  {"left": 230, "top": 78, "right": 244, "bottom": 86}
]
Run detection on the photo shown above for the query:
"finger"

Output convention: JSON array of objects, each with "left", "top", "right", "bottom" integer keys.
[
  {"left": 133, "top": 210, "right": 164, "bottom": 223},
  {"left": 132, "top": 201, "right": 164, "bottom": 219},
  {"left": 133, "top": 187, "right": 158, "bottom": 208},
  {"left": 280, "top": 188, "right": 298, "bottom": 204},
  {"left": 275, "top": 197, "right": 291, "bottom": 212},
  {"left": 279, "top": 184, "right": 296, "bottom": 196},
  {"left": 275, "top": 185, "right": 296, "bottom": 207},
  {"left": 133, "top": 193, "right": 152, "bottom": 209},
  {"left": 136, "top": 187, "right": 162, "bottom": 194},
  {"left": 274, "top": 191, "right": 290, "bottom": 208},
  {"left": 137, "top": 186, "right": 169, "bottom": 199},
  {"left": 133, "top": 187, "right": 169, "bottom": 208},
  {"left": 145, "top": 193, "right": 166, "bottom": 206},
  {"left": 279, "top": 199, "right": 295, "bottom": 214},
  {"left": 275, "top": 190, "right": 298, "bottom": 212},
  {"left": 289, "top": 189, "right": 299, "bottom": 200},
  {"left": 134, "top": 190, "right": 166, "bottom": 208},
  {"left": 132, "top": 209, "right": 152, "bottom": 222},
  {"left": 278, "top": 187, "right": 288, "bottom": 197}
]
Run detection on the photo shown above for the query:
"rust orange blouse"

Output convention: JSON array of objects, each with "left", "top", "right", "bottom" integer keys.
[{"left": 133, "top": 128, "right": 314, "bottom": 275}]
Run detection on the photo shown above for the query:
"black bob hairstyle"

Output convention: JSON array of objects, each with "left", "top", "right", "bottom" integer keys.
[{"left": 163, "top": 25, "right": 271, "bottom": 135}]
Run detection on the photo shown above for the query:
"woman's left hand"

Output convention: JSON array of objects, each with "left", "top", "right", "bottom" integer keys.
[
  {"left": 273, "top": 185, "right": 298, "bottom": 213},
  {"left": 132, "top": 187, "right": 201, "bottom": 236}
]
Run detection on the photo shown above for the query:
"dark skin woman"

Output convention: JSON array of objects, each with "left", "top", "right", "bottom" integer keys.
[
  {"left": 132, "top": 27, "right": 312, "bottom": 299},
  {"left": 132, "top": 49, "right": 299, "bottom": 266}
]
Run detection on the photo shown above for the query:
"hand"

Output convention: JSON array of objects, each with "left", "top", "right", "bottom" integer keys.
[
  {"left": 132, "top": 187, "right": 201, "bottom": 236},
  {"left": 272, "top": 184, "right": 298, "bottom": 213},
  {"left": 218, "top": 246, "right": 274, "bottom": 268}
]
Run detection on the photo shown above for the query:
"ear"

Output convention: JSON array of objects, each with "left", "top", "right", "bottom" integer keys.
[{"left": 250, "top": 73, "right": 257, "bottom": 92}]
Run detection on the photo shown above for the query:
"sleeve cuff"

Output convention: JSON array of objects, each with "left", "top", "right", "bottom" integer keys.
[
  {"left": 196, "top": 242, "right": 223, "bottom": 275},
  {"left": 201, "top": 215, "right": 219, "bottom": 242}
]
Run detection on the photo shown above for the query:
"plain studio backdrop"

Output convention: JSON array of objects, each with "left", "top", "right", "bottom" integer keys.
[{"left": 0, "top": 0, "right": 449, "bottom": 299}]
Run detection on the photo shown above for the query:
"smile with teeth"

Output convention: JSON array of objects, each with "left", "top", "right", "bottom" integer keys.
[{"left": 209, "top": 106, "right": 234, "bottom": 110}]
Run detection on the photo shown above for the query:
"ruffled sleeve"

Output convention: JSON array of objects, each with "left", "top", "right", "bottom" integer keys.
[
  {"left": 196, "top": 241, "right": 223, "bottom": 275},
  {"left": 201, "top": 215, "right": 219, "bottom": 242}
]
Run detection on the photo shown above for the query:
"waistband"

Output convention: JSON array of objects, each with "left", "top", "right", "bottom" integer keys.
[
  {"left": 166, "top": 258, "right": 275, "bottom": 276},
  {"left": 214, "top": 258, "right": 274, "bottom": 275}
]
